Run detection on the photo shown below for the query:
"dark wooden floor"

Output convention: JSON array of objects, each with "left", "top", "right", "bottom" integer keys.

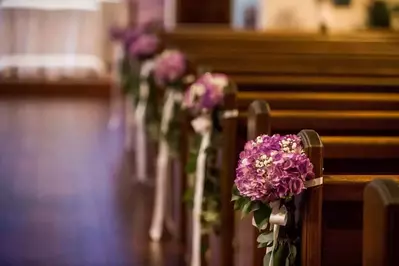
[{"left": 0, "top": 98, "right": 183, "bottom": 266}]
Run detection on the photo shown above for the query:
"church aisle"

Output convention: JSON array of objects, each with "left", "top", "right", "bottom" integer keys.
[{"left": 0, "top": 98, "right": 184, "bottom": 266}]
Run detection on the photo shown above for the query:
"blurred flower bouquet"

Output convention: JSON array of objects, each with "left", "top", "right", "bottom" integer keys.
[
  {"left": 233, "top": 134, "right": 318, "bottom": 266},
  {"left": 149, "top": 49, "right": 193, "bottom": 241},
  {"left": 184, "top": 73, "right": 229, "bottom": 231},
  {"left": 153, "top": 49, "right": 191, "bottom": 155},
  {"left": 183, "top": 73, "right": 236, "bottom": 266},
  {"left": 109, "top": 22, "right": 161, "bottom": 99},
  {"left": 110, "top": 21, "right": 162, "bottom": 138}
]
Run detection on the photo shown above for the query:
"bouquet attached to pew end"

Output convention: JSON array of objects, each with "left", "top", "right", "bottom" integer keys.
[
  {"left": 153, "top": 49, "right": 195, "bottom": 155},
  {"left": 183, "top": 73, "right": 235, "bottom": 234},
  {"left": 109, "top": 21, "right": 163, "bottom": 141},
  {"left": 109, "top": 21, "right": 162, "bottom": 98},
  {"left": 233, "top": 134, "right": 318, "bottom": 266}
]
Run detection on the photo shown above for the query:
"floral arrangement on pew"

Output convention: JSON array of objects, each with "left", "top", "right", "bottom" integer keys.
[
  {"left": 183, "top": 73, "right": 235, "bottom": 266},
  {"left": 149, "top": 49, "right": 194, "bottom": 241},
  {"left": 109, "top": 21, "right": 162, "bottom": 182},
  {"left": 232, "top": 134, "right": 322, "bottom": 266},
  {"left": 109, "top": 21, "right": 162, "bottom": 99}
]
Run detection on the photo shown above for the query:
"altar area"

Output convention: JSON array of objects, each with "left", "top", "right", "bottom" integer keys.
[{"left": 0, "top": 0, "right": 129, "bottom": 80}]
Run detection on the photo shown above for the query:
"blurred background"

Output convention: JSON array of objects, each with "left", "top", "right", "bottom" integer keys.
[{"left": 1, "top": 0, "right": 399, "bottom": 80}]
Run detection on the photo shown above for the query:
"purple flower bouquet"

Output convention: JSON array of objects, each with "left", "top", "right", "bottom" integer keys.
[
  {"left": 233, "top": 134, "right": 316, "bottom": 266},
  {"left": 153, "top": 50, "right": 187, "bottom": 87},
  {"left": 183, "top": 73, "right": 228, "bottom": 114},
  {"left": 128, "top": 33, "right": 160, "bottom": 61}
]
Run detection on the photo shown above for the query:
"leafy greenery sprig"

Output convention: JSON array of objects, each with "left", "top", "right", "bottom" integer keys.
[
  {"left": 162, "top": 83, "right": 186, "bottom": 157},
  {"left": 232, "top": 187, "right": 300, "bottom": 266}
]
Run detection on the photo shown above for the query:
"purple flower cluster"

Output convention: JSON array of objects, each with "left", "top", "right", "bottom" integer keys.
[
  {"left": 153, "top": 50, "right": 186, "bottom": 86},
  {"left": 183, "top": 73, "right": 227, "bottom": 113},
  {"left": 109, "top": 21, "right": 160, "bottom": 59},
  {"left": 235, "top": 134, "right": 315, "bottom": 202},
  {"left": 128, "top": 34, "right": 159, "bottom": 59}
]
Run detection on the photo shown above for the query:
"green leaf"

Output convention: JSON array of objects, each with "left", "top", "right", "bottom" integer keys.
[
  {"left": 251, "top": 202, "right": 261, "bottom": 212},
  {"left": 232, "top": 184, "right": 240, "bottom": 197},
  {"left": 231, "top": 194, "right": 241, "bottom": 202},
  {"left": 287, "top": 243, "right": 297, "bottom": 266},
  {"left": 257, "top": 232, "right": 273, "bottom": 244},
  {"left": 253, "top": 204, "right": 272, "bottom": 229},
  {"left": 185, "top": 152, "right": 197, "bottom": 174},
  {"left": 263, "top": 252, "right": 272, "bottom": 266},
  {"left": 273, "top": 242, "right": 289, "bottom": 266},
  {"left": 241, "top": 200, "right": 253, "bottom": 217},
  {"left": 234, "top": 197, "right": 248, "bottom": 211}
]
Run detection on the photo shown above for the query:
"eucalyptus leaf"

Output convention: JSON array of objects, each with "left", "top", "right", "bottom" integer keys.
[
  {"left": 234, "top": 197, "right": 245, "bottom": 211},
  {"left": 273, "top": 242, "right": 289, "bottom": 266},
  {"left": 288, "top": 243, "right": 297, "bottom": 266},
  {"left": 241, "top": 200, "right": 253, "bottom": 217},
  {"left": 257, "top": 232, "right": 274, "bottom": 244},
  {"left": 231, "top": 194, "right": 241, "bottom": 202},
  {"left": 263, "top": 252, "right": 272, "bottom": 266},
  {"left": 234, "top": 197, "right": 249, "bottom": 211},
  {"left": 232, "top": 184, "right": 240, "bottom": 197}
]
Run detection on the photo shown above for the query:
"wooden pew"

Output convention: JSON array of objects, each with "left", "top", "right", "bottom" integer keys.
[
  {"left": 235, "top": 100, "right": 271, "bottom": 266},
  {"left": 363, "top": 179, "right": 399, "bottom": 266},
  {"left": 165, "top": 109, "right": 189, "bottom": 247},
  {"left": 236, "top": 100, "right": 323, "bottom": 266},
  {"left": 234, "top": 93, "right": 399, "bottom": 174},
  {"left": 163, "top": 28, "right": 399, "bottom": 93},
  {"left": 243, "top": 100, "right": 399, "bottom": 266}
]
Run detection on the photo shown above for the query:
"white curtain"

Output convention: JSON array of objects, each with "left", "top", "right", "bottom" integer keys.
[{"left": 0, "top": 0, "right": 128, "bottom": 79}]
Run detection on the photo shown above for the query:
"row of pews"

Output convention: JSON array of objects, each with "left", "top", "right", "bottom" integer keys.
[
  {"left": 165, "top": 100, "right": 399, "bottom": 266},
  {"left": 147, "top": 29, "right": 399, "bottom": 266}
]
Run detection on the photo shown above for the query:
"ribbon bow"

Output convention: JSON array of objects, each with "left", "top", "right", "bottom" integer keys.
[{"left": 257, "top": 177, "right": 324, "bottom": 266}]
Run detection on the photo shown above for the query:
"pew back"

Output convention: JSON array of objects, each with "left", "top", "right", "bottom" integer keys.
[{"left": 363, "top": 179, "right": 399, "bottom": 266}]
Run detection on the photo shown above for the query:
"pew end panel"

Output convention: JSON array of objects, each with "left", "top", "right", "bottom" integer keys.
[
  {"left": 212, "top": 84, "right": 238, "bottom": 266},
  {"left": 363, "top": 178, "right": 399, "bottom": 266},
  {"left": 165, "top": 109, "right": 190, "bottom": 247},
  {"left": 247, "top": 100, "right": 271, "bottom": 140},
  {"left": 298, "top": 130, "right": 323, "bottom": 266},
  {"left": 235, "top": 100, "right": 271, "bottom": 266}
]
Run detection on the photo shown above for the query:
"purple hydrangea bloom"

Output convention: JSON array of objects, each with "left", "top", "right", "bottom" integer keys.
[
  {"left": 235, "top": 134, "right": 314, "bottom": 202},
  {"left": 128, "top": 34, "right": 159, "bottom": 59},
  {"left": 153, "top": 50, "right": 186, "bottom": 86},
  {"left": 109, "top": 25, "right": 126, "bottom": 41},
  {"left": 183, "top": 73, "right": 228, "bottom": 112}
]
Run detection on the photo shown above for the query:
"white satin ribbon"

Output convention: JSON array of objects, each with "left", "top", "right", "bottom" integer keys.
[
  {"left": 124, "top": 94, "right": 136, "bottom": 151},
  {"left": 265, "top": 177, "right": 324, "bottom": 266},
  {"left": 108, "top": 43, "right": 123, "bottom": 130},
  {"left": 150, "top": 88, "right": 183, "bottom": 241},
  {"left": 191, "top": 114, "right": 212, "bottom": 266},
  {"left": 134, "top": 60, "right": 155, "bottom": 183},
  {"left": 222, "top": 109, "right": 239, "bottom": 119}
]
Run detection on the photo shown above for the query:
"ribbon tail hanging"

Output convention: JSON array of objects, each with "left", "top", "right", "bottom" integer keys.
[
  {"left": 149, "top": 140, "right": 169, "bottom": 241},
  {"left": 267, "top": 224, "right": 280, "bottom": 266},
  {"left": 124, "top": 93, "right": 135, "bottom": 151},
  {"left": 266, "top": 201, "right": 287, "bottom": 266},
  {"left": 108, "top": 42, "right": 123, "bottom": 130},
  {"left": 149, "top": 89, "right": 178, "bottom": 241},
  {"left": 191, "top": 116, "right": 212, "bottom": 266},
  {"left": 134, "top": 60, "right": 154, "bottom": 183},
  {"left": 134, "top": 86, "right": 148, "bottom": 183}
]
